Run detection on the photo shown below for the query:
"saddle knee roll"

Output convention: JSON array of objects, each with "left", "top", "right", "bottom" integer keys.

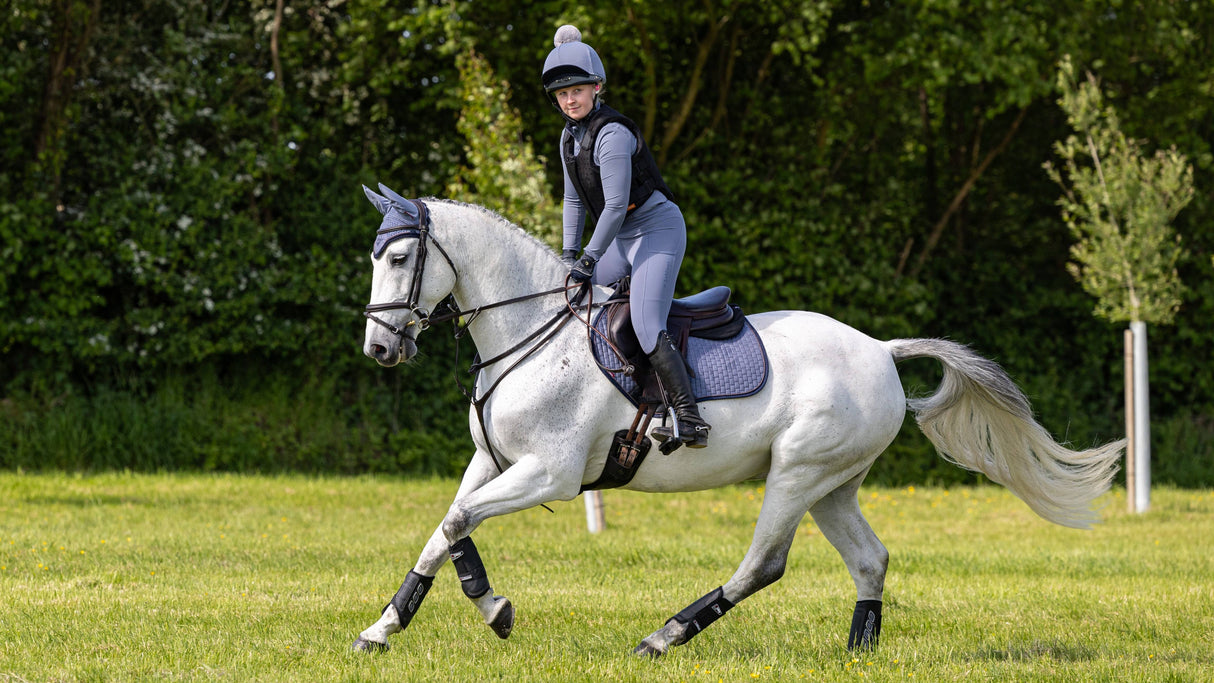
[{"left": 449, "top": 536, "right": 491, "bottom": 599}]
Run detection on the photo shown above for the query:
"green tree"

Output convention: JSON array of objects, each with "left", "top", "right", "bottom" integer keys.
[
  {"left": 1045, "top": 55, "right": 1193, "bottom": 326},
  {"left": 3, "top": 0, "right": 1212, "bottom": 480},
  {"left": 446, "top": 48, "right": 561, "bottom": 247},
  {"left": 1045, "top": 55, "right": 1197, "bottom": 510}
]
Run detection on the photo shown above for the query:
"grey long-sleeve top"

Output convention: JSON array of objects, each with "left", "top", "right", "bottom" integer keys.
[{"left": 561, "top": 120, "right": 673, "bottom": 259}]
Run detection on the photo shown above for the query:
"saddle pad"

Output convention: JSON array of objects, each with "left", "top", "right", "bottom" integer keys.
[{"left": 591, "top": 308, "right": 770, "bottom": 407}]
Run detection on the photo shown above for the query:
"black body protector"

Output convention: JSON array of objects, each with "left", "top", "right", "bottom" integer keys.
[{"left": 561, "top": 104, "right": 674, "bottom": 222}]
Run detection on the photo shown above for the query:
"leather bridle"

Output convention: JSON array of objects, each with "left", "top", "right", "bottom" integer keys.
[
  {"left": 362, "top": 199, "right": 583, "bottom": 478},
  {"left": 363, "top": 199, "right": 459, "bottom": 336}
]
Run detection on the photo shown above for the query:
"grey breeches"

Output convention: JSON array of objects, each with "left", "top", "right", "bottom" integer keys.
[{"left": 593, "top": 222, "right": 687, "bottom": 355}]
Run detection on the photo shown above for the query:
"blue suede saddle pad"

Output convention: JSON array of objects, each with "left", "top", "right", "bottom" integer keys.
[{"left": 590, "top": 307, "right": 770, "bottom": 408}]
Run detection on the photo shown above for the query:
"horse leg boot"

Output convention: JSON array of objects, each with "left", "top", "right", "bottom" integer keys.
[
  {"left": 634, "top": 478, "right": 808, "bottom": 657},
  {"left": 352, "top": 570, "right": 434, "bottom": 651},
  {"left": 633, "top": 586, "right": 735, "bottom": 657},
  {"left": 648, "top": 330, "right": 711, "bottom": 448},
  {"left": 353, "top": 455, "right": 506, "bottom": 652},
  {"left": 449, "top": 536, "right": 514, "bottom": 639},
  {"left": 353, "top": 526, "right": 455, "bottom": 652}
]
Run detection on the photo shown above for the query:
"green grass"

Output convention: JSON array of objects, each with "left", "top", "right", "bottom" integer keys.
[{"left": 1, "top": 473, "right": 1211, "bottom": 682}]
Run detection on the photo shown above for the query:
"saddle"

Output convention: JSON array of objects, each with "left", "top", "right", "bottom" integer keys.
[{"left": 597, "top": 278, "right": 746, "bottom": 405}]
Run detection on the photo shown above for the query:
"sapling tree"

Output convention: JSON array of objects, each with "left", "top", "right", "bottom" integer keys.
[
  {"left": 446, "top": 47, "right": 562, "bottom": 248},
  {"left": 1044, "top": 55, "right": 1195, "bottom": 511}
]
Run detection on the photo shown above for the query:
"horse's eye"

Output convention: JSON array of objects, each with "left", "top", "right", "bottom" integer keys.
[{"left": 391, "top": 254, "right": 408, "bottom": 267}]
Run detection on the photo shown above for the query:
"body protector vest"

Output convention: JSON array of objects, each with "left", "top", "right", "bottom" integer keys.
[{"left": 562, "top": 104, "right": 674, "bottom": 222}]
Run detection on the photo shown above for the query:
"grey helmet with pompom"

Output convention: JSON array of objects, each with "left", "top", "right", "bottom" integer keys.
[{"left": 541, "top": 25, "right": 606, "bottom": 93}]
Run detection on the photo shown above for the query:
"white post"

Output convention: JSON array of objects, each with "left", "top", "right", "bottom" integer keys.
[
  {"left": 584, "top": 490, "right": 605, "bottom": 533},
  {"left": 1131, "top": 320, "right": 1151, "bottom": 513},
  {"left": 1124, "top": 327, "right": 1135, "bottom": 513}
]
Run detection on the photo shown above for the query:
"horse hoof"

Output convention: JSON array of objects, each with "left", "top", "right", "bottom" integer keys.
[
  {"left": 352, "top": 637, "right": 388, "bottom": 653},
  {"left": 632, "top": 639, "right": 666, "bottom": 658},
  {"left": 488, "top": 597, "right": 514, "bottom": 639}
]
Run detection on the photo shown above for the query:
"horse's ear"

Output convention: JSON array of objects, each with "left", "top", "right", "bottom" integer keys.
[
  {"left": 363, "top": 185, "right": 392, "bottom": 216},
  {"left": 377, "top": 183, "right": 419, "bottom": 221}
]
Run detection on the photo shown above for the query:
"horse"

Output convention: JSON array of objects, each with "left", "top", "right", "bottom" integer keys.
[{"left": 352, "top": 184, "right": 1123, "bottom": 656}]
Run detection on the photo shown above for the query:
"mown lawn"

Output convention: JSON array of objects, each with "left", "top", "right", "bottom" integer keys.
[{"left": 1, "top": 472, "right": 1211, "bottom": 682}]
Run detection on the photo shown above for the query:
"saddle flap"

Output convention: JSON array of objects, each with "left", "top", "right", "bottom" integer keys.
[{"left": 686, "top": 304, "right": 745, "bottom": 340}]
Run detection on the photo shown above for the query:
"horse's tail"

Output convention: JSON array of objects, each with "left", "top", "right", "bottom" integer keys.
[{"left": 885, "top": 338, "right": 1124, "bottom": 529}]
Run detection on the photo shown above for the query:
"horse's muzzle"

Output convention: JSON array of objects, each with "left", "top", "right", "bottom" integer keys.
[{"left": 365, "top": 336, "right": 418, "bottom": 367}]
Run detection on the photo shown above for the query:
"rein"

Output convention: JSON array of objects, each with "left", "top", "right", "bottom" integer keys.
[{"left": 452, "top": 294, "right": 577, "bottom": 479}]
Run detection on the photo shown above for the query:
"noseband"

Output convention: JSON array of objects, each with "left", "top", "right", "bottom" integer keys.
[{"left": 363, "top": 200, "right": 458, "bottom": 337}]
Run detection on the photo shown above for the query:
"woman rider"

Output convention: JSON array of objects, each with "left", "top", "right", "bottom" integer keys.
[{"left": 542, "top": 25, "right": 711, "bottom": 449}]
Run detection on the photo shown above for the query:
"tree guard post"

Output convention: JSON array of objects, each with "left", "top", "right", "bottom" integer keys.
[
  {"left": 1131, "top": 321, "right": 1151, "bottom": 513},
  {"left": 584, "top": 490, "right": 606, "bottom": 533},
  {"left": 1124, "top": 327, "right": 1135, "bottom": 513}
]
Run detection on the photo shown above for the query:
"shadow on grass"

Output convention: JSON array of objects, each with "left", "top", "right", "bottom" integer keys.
[
  {"left": 22, "top": 493, "right": 157, "bottom": 508},
  {"left": 971, "top": 639, "right": 1097, "bottom": 663}
]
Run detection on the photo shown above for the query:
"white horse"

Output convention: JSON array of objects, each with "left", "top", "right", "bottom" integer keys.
[{"left": 353, "top": 186, "right": 1123, "bottom": 656}]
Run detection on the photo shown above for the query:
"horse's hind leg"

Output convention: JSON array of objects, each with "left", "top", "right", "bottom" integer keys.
[
  {"left": 808, "top": 475, "right": 888, "bottom": 650},
  {"left": 633, "top": 475, "right": 812, "bottom": 657}
]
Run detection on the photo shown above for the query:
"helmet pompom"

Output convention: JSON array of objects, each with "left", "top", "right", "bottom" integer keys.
[{"left": 553, "top": 25, "right": 582, "bottom": 47}]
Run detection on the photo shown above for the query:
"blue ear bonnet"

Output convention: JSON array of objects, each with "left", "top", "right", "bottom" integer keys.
[
  {"left": 363, "top": 183, "right": 428, "bottom": 258},
  {"left": 372, "top": 210, "right": 420, "bottom": 259}
]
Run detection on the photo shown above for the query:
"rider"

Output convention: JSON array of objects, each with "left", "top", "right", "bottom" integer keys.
[{"left": 542, "top": 25, "right": 711, "bottom": 449}]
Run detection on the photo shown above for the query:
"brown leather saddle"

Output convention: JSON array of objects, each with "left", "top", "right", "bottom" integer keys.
[{"left": 596, "top": 279, "right": 746, "bottom": 404}]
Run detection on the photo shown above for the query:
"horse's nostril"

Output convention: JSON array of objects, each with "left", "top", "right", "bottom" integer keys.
[{"left": 372, "top": 343, "right": 388, "bottom": 357}]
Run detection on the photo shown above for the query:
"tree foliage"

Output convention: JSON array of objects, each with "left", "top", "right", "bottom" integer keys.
[
  {"left": 447, "top": 48, "right": 561, "bottom": 246},
  {"left": 1046, "top": 56, "right": 1193, "bottom": 325}
]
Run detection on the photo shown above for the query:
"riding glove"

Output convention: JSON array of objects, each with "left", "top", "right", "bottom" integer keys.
[
  {"left": 562, "top": 249, "right": 578, "bottom": 268},
  {"left": 569, "top": 253, "right": 597, "bottom": 284}
]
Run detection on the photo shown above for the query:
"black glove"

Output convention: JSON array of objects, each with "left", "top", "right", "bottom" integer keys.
[
  {"left": 569, "top": 253, "right": 597, "bottom": 284},
  {"left": 561, "top": 249, "right": 578, "bottom": 268}
]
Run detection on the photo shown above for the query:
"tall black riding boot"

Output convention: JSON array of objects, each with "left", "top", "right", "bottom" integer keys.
[{"left": 647, "top": 330, "right": 711, "bottom": 449}]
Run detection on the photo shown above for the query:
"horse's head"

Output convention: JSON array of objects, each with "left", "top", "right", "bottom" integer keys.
[{"left": 362, "top": 184, "right": 457, "bottom": 367}]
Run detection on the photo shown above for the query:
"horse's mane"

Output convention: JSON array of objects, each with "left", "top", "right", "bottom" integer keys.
[{"left": 427, "top": 198, "right": 561, "bottom": 264}]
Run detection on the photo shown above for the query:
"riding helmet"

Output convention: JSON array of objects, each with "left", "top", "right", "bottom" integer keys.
[{"left": 541, "top": 25, "right": 606, "bottom": 93}]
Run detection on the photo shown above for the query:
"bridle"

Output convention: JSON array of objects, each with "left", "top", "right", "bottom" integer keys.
[
  {"left": 362, "top": 197, "right": 638, "bottom": 484},
  {"left": 363, "top": 200, "right": 583, "bottom": 345},
  {"left": 363, "top": 199, "right": 459, "bottom": 336}
]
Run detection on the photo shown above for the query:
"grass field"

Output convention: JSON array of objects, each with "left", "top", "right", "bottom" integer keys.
[{"left": 2, "top": 472, "right": 1212, "bottom": 682}]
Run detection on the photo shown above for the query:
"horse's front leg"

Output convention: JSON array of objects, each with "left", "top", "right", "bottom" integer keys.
[
  {"left": 352, "top": 452, "right": 503, "bottom": 652},
  {"left": 439, "top": 453, "right": 583, "bottom": 542}
]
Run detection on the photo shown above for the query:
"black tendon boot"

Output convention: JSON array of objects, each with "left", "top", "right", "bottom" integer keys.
[{"left": 648, "top": 330, "right": 711, "bottom": 449}]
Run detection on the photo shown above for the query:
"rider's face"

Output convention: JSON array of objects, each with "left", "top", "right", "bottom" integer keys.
[{"left": 553, "top": 84, "right": 598, "bottom": 120}]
